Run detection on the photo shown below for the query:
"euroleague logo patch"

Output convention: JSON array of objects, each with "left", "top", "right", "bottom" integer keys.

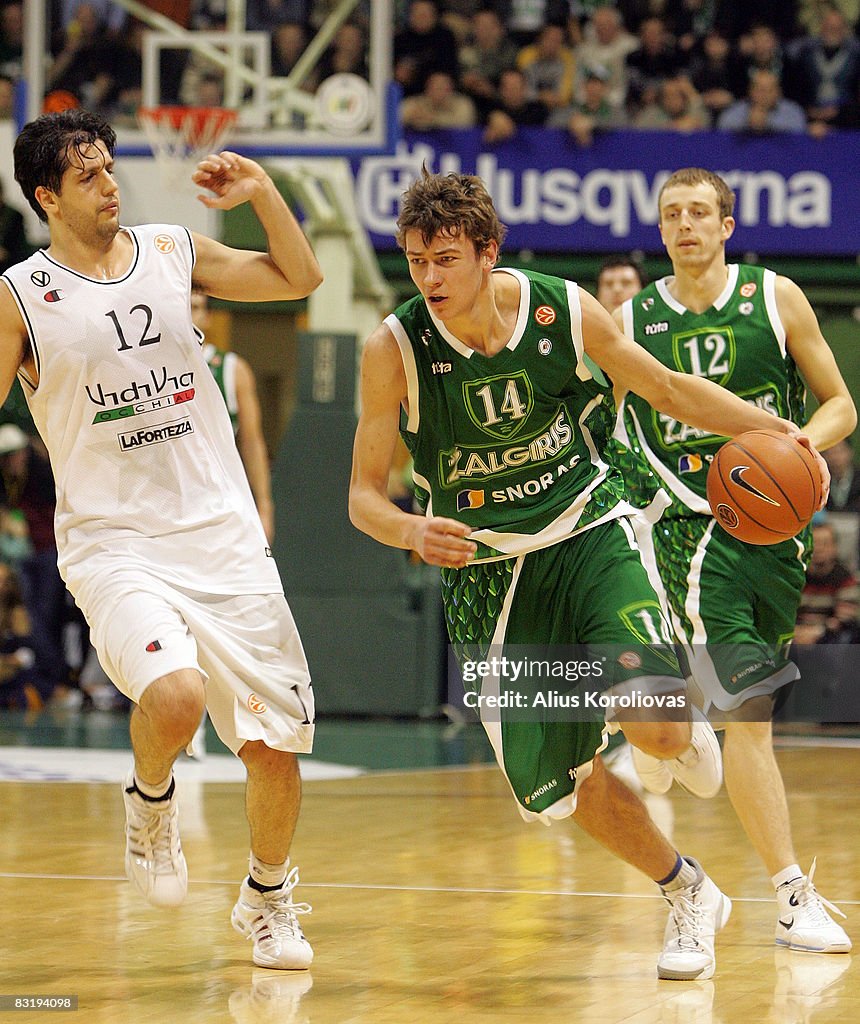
[
  {"left": 618, "top": 651, "right": 642, "bottom": 670},
  {"left": 715, "top": 503, "right": 740, "bottom": 529},
  {"left": 247, "top": 693, "right": 268, "bottom": 714},
  {"left": 740, "top": 282, "right": 757, "bottom": 298},
  {"left": 535, "top": 305, "right": 556, "bottom": 326},
  {"left": 154, "top": 233, "right": 175, "bottom": 254}
]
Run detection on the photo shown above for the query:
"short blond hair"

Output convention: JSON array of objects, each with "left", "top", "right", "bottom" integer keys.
[{"left": 658, "top": 168, "right": 735, "bottom": 220}]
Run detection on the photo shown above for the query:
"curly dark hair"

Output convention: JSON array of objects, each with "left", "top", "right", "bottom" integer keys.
[
  {"left": 396, "top": 169, "right": 506, "bottom": 255},
  {"left": 13, "top": 109, "right": 117, "bottom": 223}
]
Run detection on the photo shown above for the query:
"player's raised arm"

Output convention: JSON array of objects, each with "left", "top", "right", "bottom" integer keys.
[
  {"left": 348, "top": 324, "right": 476, "bottom": 568},
  {"left": 191, "top": 151, "right": 322, "bottom": 302},
  {"left": 580, "top": 287, "right": 797, "bottom": 440},
  {"left": 777, "top": 275, "right": 857, "bottom": 450}
]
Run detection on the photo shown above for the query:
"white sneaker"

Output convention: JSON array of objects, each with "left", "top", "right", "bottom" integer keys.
[
  {"left": 658, "top": 859, "right": 732, "bottom": 981},
  {"left": 775, "top": 860, "right": 852, "bottom": 953},
  {"left": 632, "top": 720, "right": 723, "bottom": 799},
  {"left": 231, "top": 865, "right": 313, "bottom": 969},
  {"left": 228, "top": 969, "right": 313, "bottom": 1024},
  {"left": 122, "top": 771, "right": 187, "bottom": 907}
]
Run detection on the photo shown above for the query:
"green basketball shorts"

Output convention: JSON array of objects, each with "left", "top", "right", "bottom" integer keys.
[
  {"left": 632, "top": 514, "right": 809, "bottom": 714},
  {"left": 442, "top": 518, "right": 684, "bottom": 823}
]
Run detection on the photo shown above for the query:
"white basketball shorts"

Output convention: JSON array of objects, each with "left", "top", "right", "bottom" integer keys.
[{"left": 81, "top": 570, "right": 314, "bottom": 755}]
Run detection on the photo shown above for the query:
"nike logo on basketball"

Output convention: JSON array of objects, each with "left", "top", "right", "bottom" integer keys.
[{"left": 728, "top": 465, "right": 780, "bottom": 506}]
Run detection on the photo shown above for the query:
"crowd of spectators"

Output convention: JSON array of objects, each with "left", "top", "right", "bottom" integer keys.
[
  {"left": 390, "top": 0, "right": 860, "bottom": 143},
  {"left": 0, "top": 1, "right": 858, "bottom": 141}
]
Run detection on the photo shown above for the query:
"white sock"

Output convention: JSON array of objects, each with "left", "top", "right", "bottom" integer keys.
[
  {"left": 133, "top": 772, "right": 173, "bottom": 799},
  {"left": 661, "top": 856, "right": 700, "bottom": 892},
  {"left": 772, "top": 864, "right": 803, "bottom": 890},
  {"left": 249, "top": 853, "right": 288, "bottom": 889}
]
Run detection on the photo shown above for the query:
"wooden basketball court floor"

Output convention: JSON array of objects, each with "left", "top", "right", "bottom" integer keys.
[{"left": 1, "top": 742, "right": 857, "bottom": 1024}]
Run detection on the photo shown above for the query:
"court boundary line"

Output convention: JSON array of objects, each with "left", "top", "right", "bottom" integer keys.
[{"left": 0, "top": 870, "right": 856, "bottom": 907}]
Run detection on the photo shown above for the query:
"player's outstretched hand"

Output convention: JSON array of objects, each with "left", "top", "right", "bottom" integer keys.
[
  {"left": 192, "top": 151, "right": 268, "bottom": 210},
  {"left": 412, "top": 516, "right": 477, "bottom": 569}
]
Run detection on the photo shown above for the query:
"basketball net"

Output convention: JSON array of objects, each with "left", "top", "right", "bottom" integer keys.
[{"left": 138, "top": 106, "right": 238, "bottom": 190}]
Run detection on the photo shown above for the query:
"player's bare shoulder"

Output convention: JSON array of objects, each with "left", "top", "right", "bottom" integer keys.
[{"left": 360, "top": 322, "right": 408, "bottom": 402}]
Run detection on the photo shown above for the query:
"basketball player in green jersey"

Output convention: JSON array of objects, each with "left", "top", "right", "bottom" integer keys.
[
  {"left": 616, "top": 167, "right": 854, "bottom": 954},
  {"left": 349, "top": 170, "right": 829, "bottom": 980}
]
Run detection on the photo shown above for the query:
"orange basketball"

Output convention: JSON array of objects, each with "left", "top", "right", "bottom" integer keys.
[{"left": 706, "top": 429, "right": 822, "bottom": 545}]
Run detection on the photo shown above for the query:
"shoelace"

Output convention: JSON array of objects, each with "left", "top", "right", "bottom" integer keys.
[
  {"left": 787, "top": 858, "right": 847, "bottom": 923},
  {"left": 254, "top": 868, "right": 312, "bottom": 945},
  {"left": 128, "top": 799, "right": 180, "bottom": 874},
  {"left": 666, "top": 888, "right": 706, "bottom": 950}
]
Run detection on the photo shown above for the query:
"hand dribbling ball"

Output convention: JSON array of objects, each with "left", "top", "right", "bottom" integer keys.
[{"left": 706, "top": 428, "right": 821, "bottom": 545}]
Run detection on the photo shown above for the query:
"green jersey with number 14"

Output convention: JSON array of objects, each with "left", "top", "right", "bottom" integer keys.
[
  {"left": 388, "top": 267, "right": 636, "bottom": 562},
  {"left": 617, "top": 264, "right": 806, "bottom": 518}
]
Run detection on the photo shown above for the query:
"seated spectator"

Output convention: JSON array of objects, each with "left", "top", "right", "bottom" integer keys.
[
  {"left": 517, "top": 23, "right": 577, "bottom": 111},
  {"left": 0, "top": 177, "right": 30, "bottom": 276},
  {"left": 0, "top": 2, "right": 23, "bottom": 80},
  {"left": 401, "top": 70, "right": 477, "bottom": 129},
  {"left": 625, "top": 16, "right": 683, "bottom": 114},
  {"left": 717, "top": 69, "right": 807, "bottom": 133},
  {"left": 689, "top": 29, "right": 745, "bottom": 125},
  {"left": 458, "top": 9, "right": 519, "bottom": 121},
  {"left": 575, "top": 5, "right": 638, "bottom": 110},
  {"left": 482, "top": 67, "right": 548, "bottom": 143},
  {"left": 0, "top": 562, "right": 43, "bottom": 710},
  {"left": 824, "top": 439, "right": 860, "bottom": 514},
  {"left": 0, "top": 424, "right": 69, "bottom": 701},
  {"left": 633, "top": 74, "right": 708, "bottom": 130},
  {"left": 508, "top": 0, "right": 568, "bottom": 47},
  {"left": 785, "top": 7, "right": 860, "bottom": 131},
  {"left": 548, "top": 64, "right": 627, "bottom": 145},
  {"left": 270, "top": 21, "right": 317, "bottom": 86},
  {"left": 0, "top": 74, "right": 13, "bottom": 119},
  {"left": 394, "top": 0, "right": 459, "bottom": 96},
  {"left": 662, "top": 0, "right": 718, "bottom": 58},
  {"left": 737, "top": 23, "right": 785, "bottom": 87},
  {"left": 795, "top": 520, "right": 859, "bottom": 644},
  {"left": 317, "top": 21, "right": 368, "bottom": 81}
]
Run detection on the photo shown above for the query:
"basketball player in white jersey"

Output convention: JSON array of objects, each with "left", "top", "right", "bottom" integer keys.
[{"left": 0, "top": 109, "right": 321, "bottom": 971}]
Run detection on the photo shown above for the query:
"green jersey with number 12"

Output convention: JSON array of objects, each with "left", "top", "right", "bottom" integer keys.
[{"left": 617, "top": 264, "right": 806, "bottom": 517}]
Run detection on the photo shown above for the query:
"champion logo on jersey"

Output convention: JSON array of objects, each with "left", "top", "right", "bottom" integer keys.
[
  {"left": 456, "top": 489, "right": 485, "bottom": 511},
  {"left": 43, "top": 289, "right": 65, "bottom": 303},
  {"left": 739, "top": 301, "right": 754, "bottom": 315},
  {"left": 535, "top": 305, "right": 556, "bottom": 326},
  {"left": 678, "top": 453, "right": 703, "bottom": 474},
  {"left": 145, "top": 639, "right": 163, "bottom": 652},
  {"left": 740, "top": 282, "right": 757, "bottom": 298},
  {"left": 154, "top": 233, "right": 175, "bottom": 254},
  {"left": 30, "top": 270, "right": 50, "bottom": 287}
]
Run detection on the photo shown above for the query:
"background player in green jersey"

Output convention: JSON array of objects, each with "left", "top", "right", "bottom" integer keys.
[
  {"left": 616, "top": 167, "right": 855, "bottom": 954},
  {"left": 349, "top": 170, "right": 830, "bottom": 980}
]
